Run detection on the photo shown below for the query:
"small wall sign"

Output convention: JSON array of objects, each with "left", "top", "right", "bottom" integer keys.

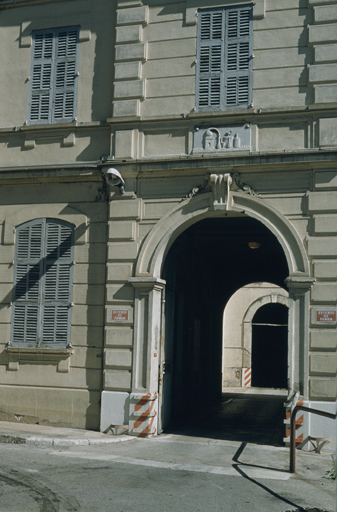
[
  {"left": 316, "top": 309, "right": 337, "bottom": 324},
  {"left": 110, "top": 309, "right": 129, "bottom": 322}
]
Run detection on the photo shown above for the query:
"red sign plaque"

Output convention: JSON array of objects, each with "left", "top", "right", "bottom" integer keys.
[
  {"left": 316, "top": 309, "right": 337, "bottom": 324},
  {"left": 111, "top": 309, "right": 129, "bottom": 322}
]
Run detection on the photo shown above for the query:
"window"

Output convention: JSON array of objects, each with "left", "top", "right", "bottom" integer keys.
[
  {"left": 196, "top": 5, "right": 253, "bottom": 111},
  {"left": 28, "top": 27, "right": 79, "bottom": 124},
  {"left": 11, "top": 219, "right": 74, "bottom": 348}
]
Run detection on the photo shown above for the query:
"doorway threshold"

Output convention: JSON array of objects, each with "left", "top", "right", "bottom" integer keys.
[{"left": 223, "top": 387, "right": 288, "bottom": 397}]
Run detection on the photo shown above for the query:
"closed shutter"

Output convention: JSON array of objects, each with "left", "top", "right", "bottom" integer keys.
[
  {"left": 197, "top": 10, "right": 224, "bottom": 110},
  {"left": 29, "top": 32, "right": 53, "bottom": 122},
  {"left": 196, "top": 5, "right": 252, "bottom": 111},
  {"left": 41, "top": 221, "right": 73, "bottom": 347},
  {"left": 12, "top": 221, "right": 43, "bottom": 347},
  {"left": 225, "top": 7, "right": 252, "bottom": 107},
  {"left": 11, "top": 219, "right": 74, "bottom": 348},
  {"left": 28, "top": 27, "right": 79, "bottom": 124},
  {"left": 53, "top": 28, "right": 78, "bottom": 122}
]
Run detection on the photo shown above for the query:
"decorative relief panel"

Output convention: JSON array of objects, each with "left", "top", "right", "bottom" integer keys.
[{"left": 193, "top": 125, "right": 251, "bottom": 154}]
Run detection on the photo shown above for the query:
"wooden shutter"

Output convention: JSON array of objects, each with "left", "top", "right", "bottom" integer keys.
[
  {"left": 53, "top": 28, "right": 78, "bottom": 122},
  {"left": 196, "top": 5, "right": 252, "bottom": 111},
  {"left": 11, "top": 219, "right": 74, "bottom": 348},
  {"left": 197, "top": 10, "right": 224, "bottom": 110},
  {"left": 12, "top": 220, "right": 43, "bottom": 346},
  {"left": 28, "top": 27, "right": 79, "bottom": 124},
  {"left": 41, "top": 221, "right": 73, "bottom": 347},
  {"left": 225, "top": 7, "right": 252, "bottom": 108},
  {"left": 29, "top": 32, "right": 53, "bottom": 122}
]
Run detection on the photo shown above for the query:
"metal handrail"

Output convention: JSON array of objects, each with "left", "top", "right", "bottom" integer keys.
[{"left": 290, "top": 405, "right": 336, "bottom": 473}]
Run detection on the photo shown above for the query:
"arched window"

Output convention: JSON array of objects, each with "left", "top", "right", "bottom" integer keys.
[{"left": 10, "top": 219, "right": 74, "bottom": 348}]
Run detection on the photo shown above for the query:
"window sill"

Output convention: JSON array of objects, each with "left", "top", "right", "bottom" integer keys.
[
  {"left": 6, "top": 346, "right": 73, "bottom": 373},
  {"left": 0, "top": 121, "right": 107, "bottom": 136}
]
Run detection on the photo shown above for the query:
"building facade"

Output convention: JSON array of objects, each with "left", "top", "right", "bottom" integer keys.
[{"left": 0, "top": 0, "right": 336, "bottom": 446}]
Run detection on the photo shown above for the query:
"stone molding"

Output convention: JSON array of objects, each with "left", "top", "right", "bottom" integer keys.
[
  {"left": 6, "top": 346, "right": 73, "bottom": 373},
  {"left": 185, "top": 0, "right": 265, "bottom": 25},
  {"left": 285, "top": 276, "right": 316, "bottom": 295},
  {"left": 113, "top": 5, "right": 149, "bottom": 126},
  {"left": 308, "top": 4, "right": 337, "bottom": 111},
  {"left": 129, "top": 277, "right": 165, "bottom": 393},
  {"left": 135, "top": 181, "right": 310, "bottom": 278}
]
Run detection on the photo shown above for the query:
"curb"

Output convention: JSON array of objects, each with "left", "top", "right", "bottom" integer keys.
[{"left": 0, "top": 433, "right": 133, "bottom": 447}]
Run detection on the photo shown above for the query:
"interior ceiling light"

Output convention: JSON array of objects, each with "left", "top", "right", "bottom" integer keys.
[{"left": 248, "top": 241, "right": 261, "bottom": 249}]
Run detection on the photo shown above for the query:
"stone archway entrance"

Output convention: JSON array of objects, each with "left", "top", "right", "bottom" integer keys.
[
  {"left": 129, "top": 177, "right": 313, "bottom": 437},
  {"left": 161, "top": 217, "right": 289, "bottom": 430}
]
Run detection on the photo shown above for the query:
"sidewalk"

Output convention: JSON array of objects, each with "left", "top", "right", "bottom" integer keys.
[{"left": 0, "top": 420, "right": 132, "bottom": 447}]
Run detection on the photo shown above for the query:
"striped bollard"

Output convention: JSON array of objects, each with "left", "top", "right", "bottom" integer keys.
[
  {"left": 284, "top": 393, "right": 304, "bottom": 447},
  {"left": 129, "top": 393, "right": 158, "bottom": 437},
  {"left": 242, "top": 367, "right": 251, "bottom": 388}
]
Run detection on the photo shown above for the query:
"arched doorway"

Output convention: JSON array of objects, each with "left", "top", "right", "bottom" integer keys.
[
  {"left": 251, "top": 303, "right": 288, "bottom": 388},
  {"left": 162, "top": 216, "right": 289, "bottom": 430},
  {"left": 129, "top": 183, "right": 313, "bottom": 439},
  {"left": 222, "top": 284, "right": 289, "bottom": 390}
]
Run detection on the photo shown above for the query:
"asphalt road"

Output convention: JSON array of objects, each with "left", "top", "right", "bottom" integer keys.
[{"left": 0, "top": 435, "right": 334, "bottom": 512}]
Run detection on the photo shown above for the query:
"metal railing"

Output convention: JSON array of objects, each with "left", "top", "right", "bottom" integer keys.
[{"left": 290, "top": 405, "right": 336, "bottom": 473}]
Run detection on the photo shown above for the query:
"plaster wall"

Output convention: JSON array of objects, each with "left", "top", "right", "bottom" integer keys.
[
  {"left": 0, "top": 0, "right": 115, "bottom": 128},
  {"left": 0, "top": 0, "right": 336, "bottom": 167},
  {"left": 0, "top": 181, "right": 107, "bottom": 429},
  {"left": 111, "top": 0, "right": 337, "bottom": 160},
  {"left": 0, "top": 0, "right": 114, "bottom": 168},
  {"left": 0, "top": 0, "right": 335, "bottom": 437}
]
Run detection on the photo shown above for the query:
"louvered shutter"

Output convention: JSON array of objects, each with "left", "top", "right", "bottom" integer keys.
[
  {"left": 41, "top": 221, "right": 73, "bottom": 347},
  {"left": 11, "top": 219, "right": 74, "bottom": 348},
  {"left": 53, "top": 29, "right": 78, "bottom": 122},
  {"left": 28, "top": 27, "right": 79, "bottom": 124},
  {"left": 196, "top": 6, "right": 252, "bottom": 111},
  {"left": 29, "top": 32, "right": 53, "bottom": 122},
  {"left": 12, "top": 220, "right": 43, "bottom": 347},
  {"left": 197, "top": 10, "right": 224, "bottom": 110},
  {"left": 225, "top": 7, "right": 252, "bottom": 107}
]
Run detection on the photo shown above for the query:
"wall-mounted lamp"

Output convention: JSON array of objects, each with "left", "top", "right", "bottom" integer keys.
[
  {"left": 105, "top": 168, "right": 125, "bottom": 195},
  {"left": 248, "top": 241, "right": 261, "bottom": 249}
]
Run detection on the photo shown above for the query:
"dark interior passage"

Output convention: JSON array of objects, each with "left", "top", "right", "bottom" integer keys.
[
  {"left": 161, "top": 215, "right": 289, "bottom": 438},
  {"left": 251, "top": 303, "right": 288, "bottom": 389},
  {"left": 169, "top": 393, "right": 286, "bottom": 446}
]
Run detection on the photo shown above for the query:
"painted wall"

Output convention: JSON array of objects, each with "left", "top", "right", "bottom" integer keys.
[
  {"left": 0, "top": 0, "right": 335, "bottom": 436},
  {"left": 0, "top": 180, "right": 107, "bottom": 429}
]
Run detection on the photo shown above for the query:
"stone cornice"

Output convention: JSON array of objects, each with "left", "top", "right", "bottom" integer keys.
[
  {"left": 0, "top": 0, "right": 70, "bottom": 8},
  {"left": 101, "top": 148, "right": 337, "bottom": 176},
  {"left": 0, "top": 148, "right": 337, "bottom": 182},
  {"left": 0, "top": 166, "right": 102, "bottom": 184}
]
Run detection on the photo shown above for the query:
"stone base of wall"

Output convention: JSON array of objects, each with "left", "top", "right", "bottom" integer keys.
[
  {"left": 100, "top": 390, "right": 130, "bottom": 433},
  {"left": 0, "top": 386, "right": 100, "bottom": 430}
]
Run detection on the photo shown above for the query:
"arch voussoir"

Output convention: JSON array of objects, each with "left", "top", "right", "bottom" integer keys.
[{"left": 135, "top": 190, "right": 309, "bottom": 279}]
